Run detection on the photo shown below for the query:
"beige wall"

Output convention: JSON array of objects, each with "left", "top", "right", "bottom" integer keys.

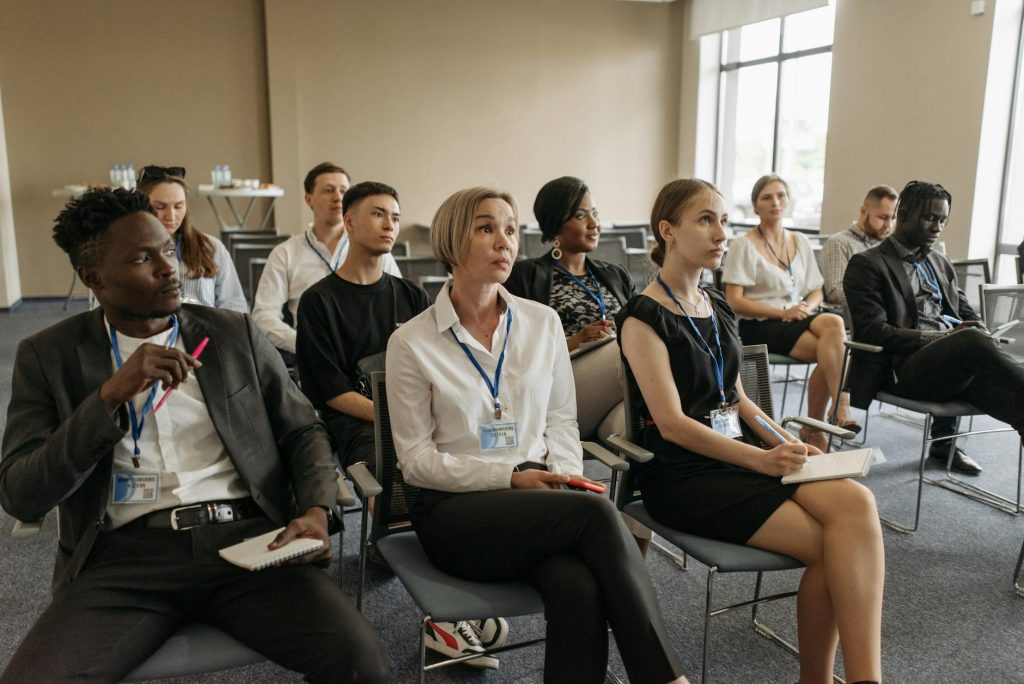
[
  {"left": 265, "top": 0, "right": 685, "bottom": 254},
  {"left": 0, "top": 0, "right": 270, "bottom": 297},
  {"left": 819, "top": 0, "right": 995, "bottom": 258}
]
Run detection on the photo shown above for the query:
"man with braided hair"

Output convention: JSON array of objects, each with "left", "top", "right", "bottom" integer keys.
[
  {"left": 0, "top": 188, "right": 390, "bottom": 683},
  {"left": 844, "top": 181, "right": 1024, "bottom": 473}
]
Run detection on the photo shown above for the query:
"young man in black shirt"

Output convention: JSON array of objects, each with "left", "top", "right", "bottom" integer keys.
[{"left": 296, "top": 181, "right": 428, "bottom": 471}]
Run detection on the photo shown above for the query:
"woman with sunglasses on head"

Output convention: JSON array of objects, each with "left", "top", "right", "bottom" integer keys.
[
  {"left": 722, "top": 174, "right": 856, "bottom": 450},
  {"left": 505, "top": 176, "right": 637, "bottom": 439},
  {"left": 136, "top": 166, "right": 248, "bottom": 313},
  {"left": 618, "top": 178, "right": 883, "bottom": 684},
  {"left": 386, "top": 186, "right": 688, "bottom": 684}
]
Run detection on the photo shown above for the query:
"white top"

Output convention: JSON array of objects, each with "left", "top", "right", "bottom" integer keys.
[
  {"left": 722, "top": 231, "right": 824, "bottom": 319},
  {"left": 105, "top": 320, "right": 246, "bottom": 528},
  {"left": 179, "top": 235, "right": 248, "bottom": 313},
  {"left": 385, "top": 283, "right": 582, "bottom": 493},
  {"left": 251, "top": 226, "right": 401, "bottom": 353}
]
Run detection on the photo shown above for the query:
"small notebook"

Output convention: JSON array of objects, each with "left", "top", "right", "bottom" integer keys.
[
  {"left": 781, "top": 448, "right": 875, "bottom": 484},
  {"left": 218, "top": 528, "right": 323, "bottom": 571}
]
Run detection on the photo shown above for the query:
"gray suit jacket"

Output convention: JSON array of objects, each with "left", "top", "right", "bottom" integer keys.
[{"left": 0, "top": 305, "right": 335, "bottom": 589}]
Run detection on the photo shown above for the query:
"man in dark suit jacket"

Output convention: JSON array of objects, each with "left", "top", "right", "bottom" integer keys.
[
  {"left": 844, "top": 181, "right": 1024, "bottom": 473},
  {"left": 0, "top": 189, "right": 390, "bottom": 683}
]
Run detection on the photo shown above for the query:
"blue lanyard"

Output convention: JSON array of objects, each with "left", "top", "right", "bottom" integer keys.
[
  {"left": 449, "top": 309, "right": 513, "bottom": 419},
  {"left": 305, "top": 232, "right": 346, "bottom": 274},
  {"left": 109, "top": 315, "right": 179, "bottom": 468},
  {"left": 554, "top": 261, "right": 607, "bottom": 318},
  {"left": 656, "top": 275, "right": 728, "bottom": 406},
  {"left": 913, "top": 259, "right": 943, "bottom": 306}
]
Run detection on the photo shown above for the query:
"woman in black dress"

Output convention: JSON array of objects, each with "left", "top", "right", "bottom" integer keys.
[{"left": 617, "top": 178, "right": 883, "bottom": 684}]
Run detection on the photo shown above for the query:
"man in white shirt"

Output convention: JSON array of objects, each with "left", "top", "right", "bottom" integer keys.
[
  {"left": 252, "top": 162, "right": 402, "bottom": 355},
  {"left": 820, "top": 185, "right": 897, "bottom": 310}
]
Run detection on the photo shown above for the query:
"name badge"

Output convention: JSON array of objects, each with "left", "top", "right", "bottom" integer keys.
[
  {"left": 789, "top": 287, "right": 801, "bottom": 305},
  {"left": 710, "top": 405, "right": 742, "bottom": 439},
  {"left": 111, "top": 472, "right": 160, "bottom": 504},
  {"left": 480, "top": 421, "right": 519, "bottom": 451}
]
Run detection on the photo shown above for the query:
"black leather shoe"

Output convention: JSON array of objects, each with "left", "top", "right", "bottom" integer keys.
[{"left": 929, "top": 444, "right": 983, "bottom": 475}]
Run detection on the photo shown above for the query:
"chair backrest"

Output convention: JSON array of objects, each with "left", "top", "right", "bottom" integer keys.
[
  {"left": 392, "top": 240, "right": 411, "bottom": 257},
  {"left": 980, "top": 284, "right": 1024, "bottom": 362},
  {"left": 232, "top": 243, "right": 276, "bottom": 300},
  {"left": 607, "top": 226, "right": 648, "bottom": 250},
  {"left": 392, "top": 255, "right": 448, "bottom": 284},
  {"left": 951, "top": 258, "right": 991, "bottom": 312},
  {"left": 418, "top": 275, "right": 450, "bottom": 302},
  {"left": 520, "top": 230, "right": 547, "bottom": 259},
  {"left": 615, "top": 343, "right": 773, "bottom": 508},
  {"left": 591, "top": 235, "right": 628, "bottom": 266},
  {"left": 248, "top": 258, "right": 267, "bottom": 306},
  {"left": 370, "top": 371, "right": 419, "bottom": 538},
  {"left": 222, "top": 231, "right": 286, "bottom": 256},
  {"left": 1016, "top": 255, "right": 1022, "bottom": 284}
]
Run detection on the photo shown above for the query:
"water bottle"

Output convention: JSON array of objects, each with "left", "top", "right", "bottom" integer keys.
[
  {"left": 212, "top": 165, "right": 220, "bottom": 187},
  {"left": 110, "top": 164, "right": 118, "bottom": 187},
  {"left": 222, "top": 165, "right": 232, "bottom": 188},
  {"left": 127, "top": 164, "right": 136, "bottom": 190}
]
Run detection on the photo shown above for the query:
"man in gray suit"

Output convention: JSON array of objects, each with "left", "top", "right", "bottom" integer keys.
[{"left": 0, "top": 188, "right": 389, "bottom": 683}]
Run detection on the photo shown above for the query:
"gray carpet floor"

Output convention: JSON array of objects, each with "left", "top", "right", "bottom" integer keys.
[{"left": 1, "top": 300, "right": 1023, "bottom": 683}]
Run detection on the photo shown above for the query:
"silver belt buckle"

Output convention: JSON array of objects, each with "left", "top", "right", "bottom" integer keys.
[
  {"left": 210, "top": 503, "right": 237, "bottom": 524},
  {"left": 169, "top": 503, "right": 203, "bottom": 531}
]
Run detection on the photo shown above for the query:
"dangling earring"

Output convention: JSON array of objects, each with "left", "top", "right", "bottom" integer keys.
[{"left": 551, "top": 238, "right": 562, "bottom": 260}]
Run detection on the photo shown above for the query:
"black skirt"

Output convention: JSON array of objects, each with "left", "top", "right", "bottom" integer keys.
[{"left": 738, "top": 313, "right": 821, "bottom": 356}]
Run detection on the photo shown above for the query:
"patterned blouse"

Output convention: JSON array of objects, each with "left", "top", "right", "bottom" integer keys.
[{"left": 549, "top": 267, "right": 623, "bottom": 336}]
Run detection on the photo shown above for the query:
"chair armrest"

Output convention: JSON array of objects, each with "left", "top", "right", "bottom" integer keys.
[
  {"left": 11, "top": 519, "right": 42, "bottom": 540},
  {"left": 335, "top": 473, "right": 356, "bottom": 508},
  {"left": 581, "top": 441, "right": 629, "bottom": 472},
  {"left": 781, "top": 416, "right": 855, "bottom": 441},
  {"left": 844, "top": 340, "right": 883, "bottom": 353},
  {"left": 604, "top": 434, "right": 654, "bottom": 463},
  {"left": 346, "top": 462, "right": 382, "bottom": 499}
]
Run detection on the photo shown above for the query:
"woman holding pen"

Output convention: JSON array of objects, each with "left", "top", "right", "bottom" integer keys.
[
  {"left": 618, "top": 179, "right": 884, "bottom": 684},
  {"left": 722, "top": 174, "right": 855, "bottom": 450},
  {"left": 386, "top": 186, "right": 688, "bottom": 684}
]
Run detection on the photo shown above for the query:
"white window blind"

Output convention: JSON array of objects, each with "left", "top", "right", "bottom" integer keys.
[{"left": 689, "top": 0, "right": 828, "bottom": 39}]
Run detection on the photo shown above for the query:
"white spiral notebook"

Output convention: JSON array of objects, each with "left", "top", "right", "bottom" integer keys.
[
  {"left": 781, "top": 448, "right": 876, "bottom": 484},
  {"left": 218, "top": 528, "right": 323, "bottom": 571}
]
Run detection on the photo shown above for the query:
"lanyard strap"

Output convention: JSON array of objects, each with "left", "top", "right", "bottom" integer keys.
[
  {"left": 848, "top": 226, "right": 870, "bottom": 248},
  {"left": 554, "top": 261, "right": 607, "bottom": 318},
  {"left": 913, "top": 259, "right": 943, "bottom": 306},
  {"left": 656, "top": 276, "right": 727, "bottom": 406},
  {"left": 109, "top": 315, "right": 180, "bottom": 468},
  {"left": 757, "top": 226, "right": 794, "bottom": 281},
  {"left": 449, "top": 309, "right": 513, "bottom": 419},
  {"left": 305, "top": 232, "right": 346, "bottom": 274}
]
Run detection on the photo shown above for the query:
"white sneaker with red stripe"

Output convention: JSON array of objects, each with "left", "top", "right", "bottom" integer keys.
[
  {"left": 424, "top": 620, "right": 499, "bottom": 670},
  {"left": 470, "top": 617, "right": 510, "bottom": 650}
]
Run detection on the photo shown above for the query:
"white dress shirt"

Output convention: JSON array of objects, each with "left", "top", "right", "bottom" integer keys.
[
  {"left": 178, "top": 235, "right": 249, "bottom": 313},
  {"left": 105, "top": 320, "right": 247, "bottom": 528},
  {"left": 386, "top": 283, "right": 582, "bottom": 493},
  {"left": 251, "top": 226, "right": 401, "bottom": 352}
]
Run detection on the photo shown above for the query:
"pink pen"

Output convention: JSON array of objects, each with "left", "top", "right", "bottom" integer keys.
[{"left": 153, "top": 336, "right": 209, "bottom": 412}]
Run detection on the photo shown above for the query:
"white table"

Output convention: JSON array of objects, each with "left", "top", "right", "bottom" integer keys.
[{"left": 198, "top": 186, "right": 284, "bottom": 232}]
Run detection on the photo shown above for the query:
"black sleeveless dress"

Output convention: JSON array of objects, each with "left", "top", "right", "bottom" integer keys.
[{"left": 616, "top": 289, "right": 797, "bottom": 545}]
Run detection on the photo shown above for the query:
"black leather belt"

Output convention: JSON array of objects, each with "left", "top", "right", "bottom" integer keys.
[{"left": 142, "top": 498, "right": 264, "bottom": 531}]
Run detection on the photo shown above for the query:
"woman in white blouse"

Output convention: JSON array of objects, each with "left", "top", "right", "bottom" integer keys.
[
  {"left": 723, "top": 175, "right": 855, "bottom": 449},
  {"left": 137, "top": 166, "right": 248, "bottom": 313},
  {"left": 386, "top": 187, "right": 687, "bottom": 684}
]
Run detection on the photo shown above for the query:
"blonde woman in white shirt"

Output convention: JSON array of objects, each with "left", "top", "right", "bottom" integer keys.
[
  {"left": 723, "top": 174, "right": 856, "bottom": 450},
  {"left": 386, "top": 187, "right": 688, "bottom": 684}
]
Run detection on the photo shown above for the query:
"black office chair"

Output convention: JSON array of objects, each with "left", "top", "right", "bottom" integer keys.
[
  {"left": 608, "top": 344, "right": 850, "bottom": 684},
  {"left": 831, "top": 340, "right": 1022, "bottom": 533},
  {"left": 348, "top": 371, "right": 627, "bottom": 682}
]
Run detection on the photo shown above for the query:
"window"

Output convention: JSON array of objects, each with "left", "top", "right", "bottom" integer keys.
[
  {"left": 995, "top": 8, "right": 1024, "bottom": 283},
  {"left": 715, "top": 3, "right": 835, "bottom": 228}
]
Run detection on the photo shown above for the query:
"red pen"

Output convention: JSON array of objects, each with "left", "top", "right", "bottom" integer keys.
[{"left": 153, "top": 336, "right": 209, "bottom": 412}]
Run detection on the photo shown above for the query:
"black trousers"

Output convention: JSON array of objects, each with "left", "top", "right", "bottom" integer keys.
[
  {"left": 414, "top": 488, "right": 684, "bottom": 684},
  {"left": 893, "top": 328, "right": 1024, "bottom": 437},
  {"left": 0, "top": 517, "right": 390, "bottom": 684}
]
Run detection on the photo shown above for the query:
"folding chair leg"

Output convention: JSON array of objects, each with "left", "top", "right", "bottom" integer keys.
[
  {"left": 356, "top": 504, "right": 371, "bottom": 611},
  {"left": 702, "top": 567, "right": 716, "bottom": 684},
  {"left": 926, "top": 439, "right": 1023, "bottom": 515},
  {"left": 798, "top": 364, "right": 810, "bottom": 415},
  {"left": 419, "top": 616, "right": 429, "bottom": 684},
  {"left": 1015, "top": 538, "right": 1024, "bottom": 597},
  {"left": 879, "top": 414, "right": 930, "bottom": 533}
]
